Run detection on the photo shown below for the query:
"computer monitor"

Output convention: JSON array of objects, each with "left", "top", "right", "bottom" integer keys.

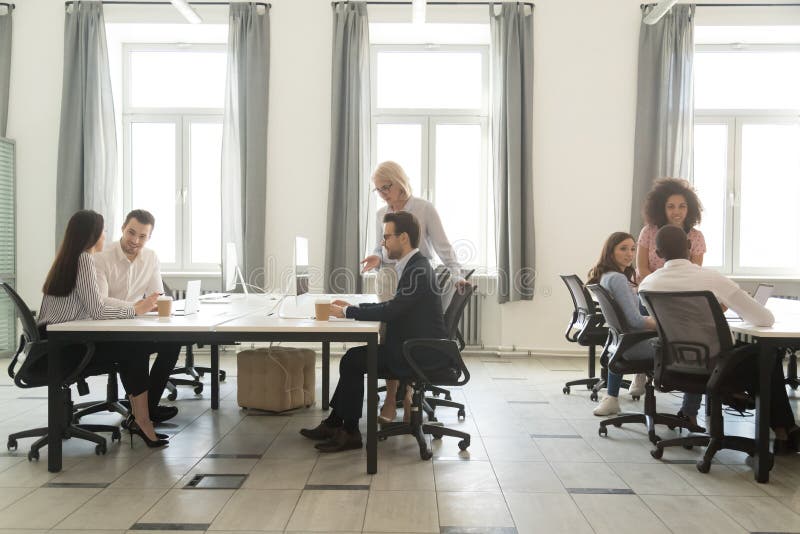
[
  {"left": 290, "top": 236, "right": 309, "bottom": 297},
  {"left": 223, "top": 242, "right": 248, "bottom": 294}
]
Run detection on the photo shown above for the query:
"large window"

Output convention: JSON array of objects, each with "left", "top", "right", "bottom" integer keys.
[
  {"left": 122, "top": 44, "right": 225, "bottom": 272},
  {"left": 693, "top": 43, "right": 800, "bottom": 275},
  {"left": 370, "top": 44, "right": 494, "bottom": 270}
]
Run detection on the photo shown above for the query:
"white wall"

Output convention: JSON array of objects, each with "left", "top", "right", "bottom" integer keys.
[{"left": 7, "top": 0, "right": 673, "bottom": 353}]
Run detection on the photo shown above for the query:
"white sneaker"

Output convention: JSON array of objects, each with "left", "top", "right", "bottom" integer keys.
[
  {"left": 593, "top": 396, "right": 620, "bottom": 416},
  {"left": 628, "top": 373, "right": 646, "bottom": 397}
]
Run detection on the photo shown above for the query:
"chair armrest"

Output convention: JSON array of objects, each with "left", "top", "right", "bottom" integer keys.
[
  {"left": 402, "top": 338, "right": 468, "bottom": 386},
  {"left": 61, "top": 342, "right": 96, "bottom": 387},
  {"left": 564, "top": 311, "right": 580, "bottom": 342}
]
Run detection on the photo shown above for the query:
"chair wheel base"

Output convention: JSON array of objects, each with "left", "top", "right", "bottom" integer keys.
[{"left": 563, "top": 387, "right": 570, "bottom": 395}]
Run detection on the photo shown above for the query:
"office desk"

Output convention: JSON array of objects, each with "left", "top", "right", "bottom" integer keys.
[
  {"left": 214, "top": 315, "right": 380, "bottom": 474},
  {"left": 728, "top": 298, "right": 800, "bottom": 483},
  {"left": 45, "top": 294, "right": 381, "bottom": 474}
]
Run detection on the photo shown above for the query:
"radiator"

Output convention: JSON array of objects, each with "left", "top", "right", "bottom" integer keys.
[{"left": 459, "top": 288, "right": 483, "bottom": 347}]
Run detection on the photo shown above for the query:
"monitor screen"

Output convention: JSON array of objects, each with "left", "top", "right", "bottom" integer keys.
[
  {"left": 224, "top": 242, "right": 238, "bottom": 292},
  {"left": 294, "top": 236, "right": 309, "bottom": 297}
]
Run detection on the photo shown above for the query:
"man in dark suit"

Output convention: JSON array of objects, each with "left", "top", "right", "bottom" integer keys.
[{"left": 300, "top": 211, "right": 448, "bottom": 452}]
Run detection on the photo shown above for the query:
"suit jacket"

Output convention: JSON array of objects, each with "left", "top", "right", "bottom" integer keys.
[{"left": 346, "top": 252, "right": 447, "bottom": 376}]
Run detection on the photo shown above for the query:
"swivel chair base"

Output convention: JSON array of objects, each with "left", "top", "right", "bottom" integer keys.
[
  {"left": 167, "top": 345, "right": 225, "bottom": 401},
  {"left": 73, "top": 371, "right": 129, "bottom": 423},
  {"left": 377, "top": 387, "right": 470, "bottom": 460},
  {"left": 8, "top": 389, "right": 120, "bottom": 461},
  {"left": 598, "top": 381, "right": 699, "bottom": 444}
]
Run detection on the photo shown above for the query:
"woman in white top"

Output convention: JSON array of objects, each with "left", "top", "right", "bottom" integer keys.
[
  {"left": 360, "top": 161, "right": 464, "bottom": 423},
  {"left": 38, "top": 210, "right": 167, "bottom": 448}
]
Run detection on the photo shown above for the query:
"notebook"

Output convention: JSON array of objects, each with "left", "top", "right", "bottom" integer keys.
[{"left": 724, "top": 283, "right": 774, "bottom": 321}]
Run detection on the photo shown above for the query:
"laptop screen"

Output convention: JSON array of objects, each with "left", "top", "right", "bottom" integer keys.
[{"left": 753, "top": 283, "right": 774, "bottom": 305}]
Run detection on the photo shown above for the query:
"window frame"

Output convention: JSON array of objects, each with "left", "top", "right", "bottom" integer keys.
[
  {"left": 694, "top": 43, "right": 800, "bottom": 276},
  {"left": 122, "top": 43, "right": 225, "bottom": 273},
  {"left": 369, "top": 43, "right": 493, "bottom": 269}
]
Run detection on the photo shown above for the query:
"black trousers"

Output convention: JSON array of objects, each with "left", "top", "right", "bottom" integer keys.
[
  {"left": 730, "top": 344, "right": 796, "bottom": 429},
  {"left": 63, "top": 342, "right": 151, "bottom": 397},
  {"left": 329, "top": 345, "right": 394, "bottom": 422},
  {"left": 144, "top": 343, "right": 181, "bottom": 411}
]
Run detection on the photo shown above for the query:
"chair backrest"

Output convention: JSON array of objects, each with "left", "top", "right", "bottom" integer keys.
[
  {"left": 586, "top": 284, "right": 630, "bottom": 358},
  {"left": 443, "top": 283, "right": 475, "bottom": 344},
  {"left": 434, "top": 265, "right": 451, "bottom": 292},
  {"left": 639, "top": 290, "right": 733, "bottom": 388},
  {"left": 1, "top": 279, "right": 48, "bottom": 387},
  {"left": 560, "top": 274, "right": 597, "bottom": 316}
]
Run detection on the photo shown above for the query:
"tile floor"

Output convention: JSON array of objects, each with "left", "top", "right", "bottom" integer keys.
[{"left": 0, "top": 351, "right": 797, "bottom": 533}]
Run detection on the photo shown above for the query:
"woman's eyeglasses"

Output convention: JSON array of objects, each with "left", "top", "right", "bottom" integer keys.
[{"left": 373, "top": 183, "right": 392, "bottom": 194}]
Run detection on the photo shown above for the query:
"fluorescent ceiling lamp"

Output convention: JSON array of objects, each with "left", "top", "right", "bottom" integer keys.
[
  {"left": 412, "top": 0, "right": 426, "bottom": 25},
  {"left": 170, "top": 0, "right": 202, "bottom": 24},
  {"left": 643, "top": 0, "right": 679, "bottom": 25}
]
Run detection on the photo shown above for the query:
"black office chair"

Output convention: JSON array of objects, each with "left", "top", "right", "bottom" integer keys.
[
  {"left": 560, "top": 275, "right": 622, "bottom": 401},
  {"left": 587, "top": 284, "right": 695, "bottom": 445},
  {"left": 376, "top": 337, "right": 471, "bottom": 460},
  {"left": 162, "top": 281, "right": 224, "bottom": 400},
  {"left": 640, "top": 290, "right": 759, "bottom": 473},
  {"left": 1, "top": 280, "right": 120, "bottom": 461}
]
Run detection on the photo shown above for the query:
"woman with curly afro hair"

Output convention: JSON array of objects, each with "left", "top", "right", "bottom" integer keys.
[{"left": 636, "top": 177, "right": 706, "bottom": 281}]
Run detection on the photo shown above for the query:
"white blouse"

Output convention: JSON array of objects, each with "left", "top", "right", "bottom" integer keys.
[{"left": 372, "top": 196, "right": 463, "bottom": 277}]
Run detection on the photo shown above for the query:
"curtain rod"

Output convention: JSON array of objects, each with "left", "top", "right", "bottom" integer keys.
[
  {"left": 642, "top": 2, "right": 800, "bottom": 7},
  {"left": 332, "top": 2, "right": 535, "bottom": 7},
  {"left": 65, "top": 1, "right": 270, "bottom": 7}
]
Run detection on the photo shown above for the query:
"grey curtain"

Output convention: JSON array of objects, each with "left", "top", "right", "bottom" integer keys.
[
  {"left": 324, "top": 2, "right": 370, "bottom": 294},
  {"left": 0, "top": 7, "right": 11, "bottom": 138},
  {"left": 630, "top": 4, "right": 695, "bottom": 234},
  {"left": 221, "top": 3, "right": 269, "bottom": 288},
  {"left": 55, "top": 2, "right": 117, "bottom": 242},
  {"left": 490, "top": 3, "right": 534, "bottom": 304}
]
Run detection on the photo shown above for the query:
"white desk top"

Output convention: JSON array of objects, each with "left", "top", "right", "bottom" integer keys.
[
  {"left": 216, "top": 315, "right": 381, "bottom": 334},
  {"left": 47, "top": 294, "right": 276, "bottom": 333},
  {"left": 729, "top": 298, "right": 800, "bottom": 338}
]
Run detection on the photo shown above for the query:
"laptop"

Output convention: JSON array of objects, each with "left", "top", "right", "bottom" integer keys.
[
  {"left": 725, "top": 283, "right": 774, "bottom": 321},
  {"left": 173, "top": 280, "right": 201, "bottom": 316}
]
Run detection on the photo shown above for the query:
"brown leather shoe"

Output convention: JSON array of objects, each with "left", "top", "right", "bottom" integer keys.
[
  {"left": 300, "top": 421, "right": 338, "bottom": 441},
  {"left": 315, "top": 428, "right": 363, "bottom": 453}
]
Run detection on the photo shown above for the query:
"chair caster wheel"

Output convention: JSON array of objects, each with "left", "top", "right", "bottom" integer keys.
[
  {"left": 432, "top": 392, "right": 440, "bottom": 397},
  {"left": 194, "top": 384, "right": 204, "bottom": 395},
  {"left": 458, "top": 439, "right": 470, "bottom": 451},
  {"left": 598, "top": 426, "right": 608, "bottom": 437},
  {"left": 95, "top": 443, "right": 107, "bottom": 455},
  {"left": 7, "top": 439, "right": 17, "bottom": 451},
  {"left": 432, "top": 433, "right": 442, "bottom": 440},
  {"left": 613, "top": 423, "right": 622, "bottom": 428},
  {"left": 167, "top": 391, "right": 178, "bottom": 401},
  {"left": 632, "top": 395, "right": 640, "bottom": 401},
  {"left": 457, "top": 408, "right": 466, "bottom": 420},
  {"left": 219, "top": 370, "right": 227, "bottom": 382},
  {"left": 682, "top": 444, "right": 693, "bottom": 450},
  {"left": 420, "top": 448, "right": 433, "bottom": 460},
  {"left": 563, "top": 387, "right": 570, "bottom": 395},
  {"left": 650, "top": 447, "right": 664, "bottom": 459},
  {"left": 444, "top": 394, "right": 452, "bottom": 401},
  {"left": 590, "top": 392, "right": 598, "bottom": 402},
  {"left": 696, "top": 460, "right": 711, "bottom": 473},
  {"left": 111, "top": 430, "right": 121, "bottom": 442},
  {"left": 428, "top": 416, "right": 438, "bottom": 423},
  {"left": 28, "top": 449, "right": 39, "bottom": 462}
]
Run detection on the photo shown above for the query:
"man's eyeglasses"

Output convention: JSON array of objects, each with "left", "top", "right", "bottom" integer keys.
[
  {"left": 382, "top": 233, "right": 400, "bottom": 242},
  {"left": 373, "top": 183, "right": 392, "bottom": 194}
]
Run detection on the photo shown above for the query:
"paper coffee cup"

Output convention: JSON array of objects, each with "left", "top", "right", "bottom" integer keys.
[
  {"left": 156, "top": 295, "right": 173, "bottom": 317},
  {"left": 315, "top": 299, "right": 331, "bottom": 321}
]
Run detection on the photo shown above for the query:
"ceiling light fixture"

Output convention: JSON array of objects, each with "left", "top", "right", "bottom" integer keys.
[
  {"left": 643, "top": 0, "right": 679, "bottom": 25},
  {"left": 170, "top": 0, "right": 202, "bottom": 24},
  {"left": 412, "top": 0, "right": 426, "bottom": 25}
]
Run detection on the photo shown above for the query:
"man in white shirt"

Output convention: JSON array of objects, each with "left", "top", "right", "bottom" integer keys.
[
  {"left": 95, "top": 210, "right": 180, "bottom": 423},
  {"left": 640, "top": 225, "right": 797, "bottom": 453}
]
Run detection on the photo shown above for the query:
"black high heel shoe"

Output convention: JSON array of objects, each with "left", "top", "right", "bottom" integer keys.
[
  {"left": 128, "top": 421, "right": 169, "bottom": 448},
  {"left": 123, "top": 414, "right": 168, "bottom": 439}
]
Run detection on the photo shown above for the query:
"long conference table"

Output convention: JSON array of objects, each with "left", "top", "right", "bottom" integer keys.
[
  {"left": 46, "top": 294, "right": 380, "bottom": 474},
  {"left": 728, "top": 297, "right": 800, "bottom": 483}
]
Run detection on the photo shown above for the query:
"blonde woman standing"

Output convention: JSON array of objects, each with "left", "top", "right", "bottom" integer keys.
[{"left": 360, "top": 161, "right": 465, "bottom": 423}]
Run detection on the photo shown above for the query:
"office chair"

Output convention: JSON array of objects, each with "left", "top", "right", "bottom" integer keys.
[
  {"left": 1, "top": 280, "right": 120, "bottom": 461},
  {"left": 640, "top": 290, "right": 760, "bottom": 473},
  {"left": 162, "top": 281, "right": 224, "bottom": 400},
  {"left": 587, "top": 284, "right": 696, "bottom": 445},
  {"left": 376, "top": 337, "right": 471, "bottom": 460},
  {"left": 785, "top": 349, "right": 799, "bottom": 390},
  {"left": 560, "top": 275, "right": 625, "bottom": 401}
]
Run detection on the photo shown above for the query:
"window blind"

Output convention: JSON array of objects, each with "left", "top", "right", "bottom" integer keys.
[{"left": 0, "top": 138, "right": 16, "bottom": 358}]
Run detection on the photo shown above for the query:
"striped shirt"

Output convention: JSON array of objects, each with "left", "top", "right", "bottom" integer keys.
[{"left": 38, "top": 252, "right": 136, "bottom": 327}]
